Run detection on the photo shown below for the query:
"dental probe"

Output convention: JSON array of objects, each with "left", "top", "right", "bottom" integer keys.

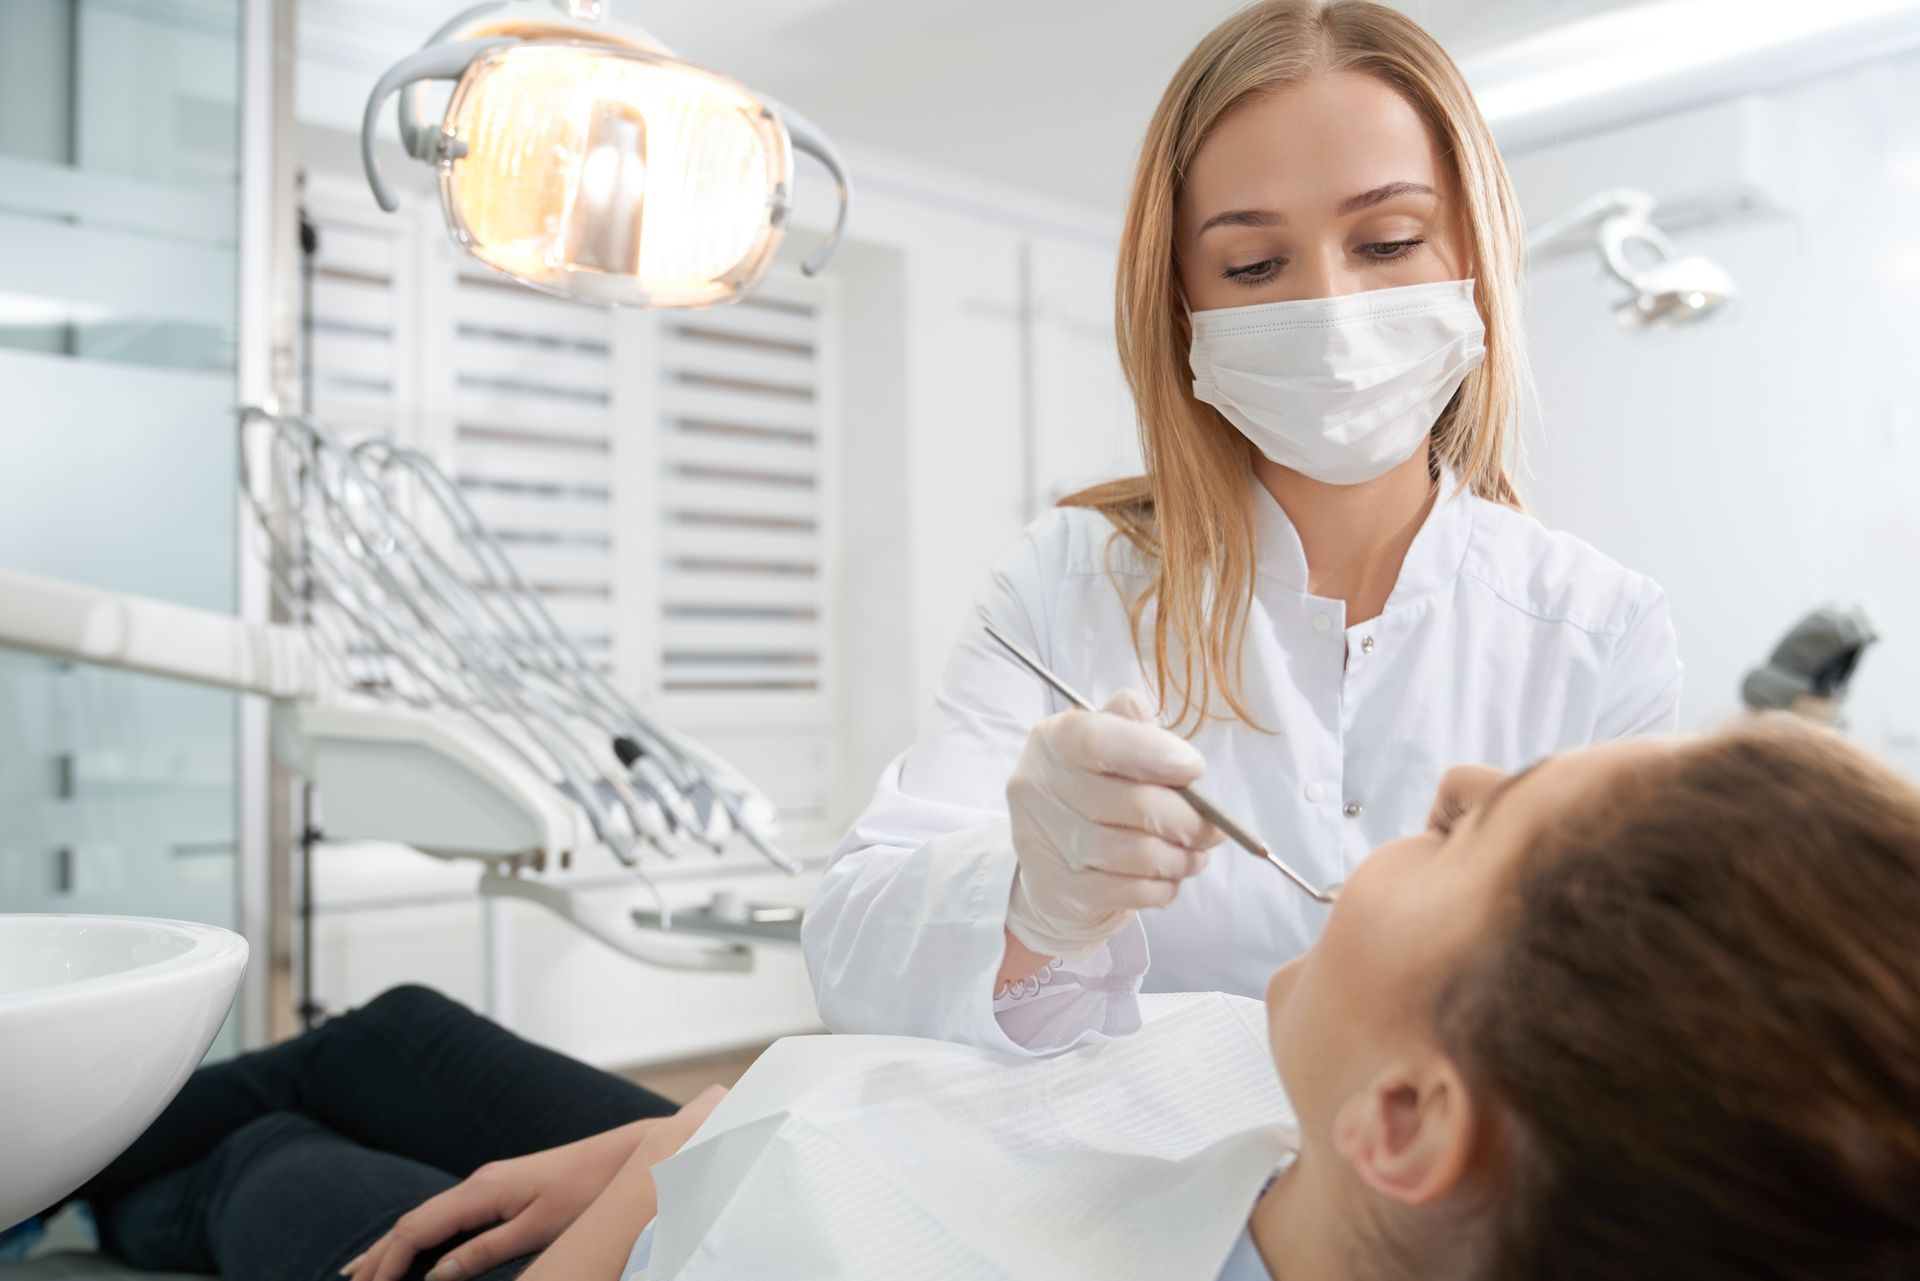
[{"left": 983, "top": 621, "right": 1339, "bottom": 905}]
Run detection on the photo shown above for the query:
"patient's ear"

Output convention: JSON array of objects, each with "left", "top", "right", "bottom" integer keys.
[{"left": 1330, "top": 1056, "right": 1476, "bottom": 1206}]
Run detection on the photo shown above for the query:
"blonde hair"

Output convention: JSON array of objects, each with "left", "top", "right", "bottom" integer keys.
[{"left": 1062, "top": 0, "right": 1529, "bottom": 731}]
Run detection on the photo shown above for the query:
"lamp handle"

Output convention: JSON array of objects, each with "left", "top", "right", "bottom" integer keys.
[
  {"left": 396, "top": 3, "right": 517, "bottom": 162},
  {"left": 361, "top": 37, "right": 516, "bottom": 213},
  {"left": 775, "top": 101, "right": 853, "bottom": 277}
]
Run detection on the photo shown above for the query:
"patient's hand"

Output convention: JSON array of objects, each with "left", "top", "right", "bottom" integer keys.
[
  {"left": 517, "top": 1085, "right": 730, "bottom": 1281},
  {"left": 344, "top": 1118, "right": 660, "bottom": 1281}
]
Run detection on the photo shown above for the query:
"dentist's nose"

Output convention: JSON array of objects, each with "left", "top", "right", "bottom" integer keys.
[{"left": 1288, "top": 247, "right": 1362, "bottom": 302}]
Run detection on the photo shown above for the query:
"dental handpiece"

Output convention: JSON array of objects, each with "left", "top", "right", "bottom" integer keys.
[{"left": 982, "top": 622, "right": 1339, "bottom": 905}]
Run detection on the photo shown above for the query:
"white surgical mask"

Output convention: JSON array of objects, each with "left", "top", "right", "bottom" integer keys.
[{"left": 1187, "top": 277, "right": 1486, "bottom": 485}]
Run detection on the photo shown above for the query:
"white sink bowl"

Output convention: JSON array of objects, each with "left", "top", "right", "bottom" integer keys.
[{"left": 0, "top": 915, "right": 247, "bottom": 1229}]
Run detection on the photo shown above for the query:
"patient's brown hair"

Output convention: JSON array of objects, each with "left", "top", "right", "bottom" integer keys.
[{"left": 1448, "top": 716, "right": 1920, "bottom": 1280}]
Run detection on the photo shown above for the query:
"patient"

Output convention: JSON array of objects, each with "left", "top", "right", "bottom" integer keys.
[{"left": 69, "top": 716, "right": 1920, "bottom": 1280}]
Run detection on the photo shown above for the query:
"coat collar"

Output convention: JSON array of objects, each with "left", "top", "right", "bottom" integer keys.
[{"left": 1246, "top": 469, "right": 1476, "bottom": 607}]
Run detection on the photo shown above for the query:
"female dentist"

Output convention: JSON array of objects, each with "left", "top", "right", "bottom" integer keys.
[{"left": 803, "top": 0, "right": 1682, "bottom": 1054}]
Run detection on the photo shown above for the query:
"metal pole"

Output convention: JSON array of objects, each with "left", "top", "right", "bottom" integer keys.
[
  {"left": 236, "top": 0, "right": 301, "bottom": 1048},
  {"left": 295, "top": 210, "right": 328, "bottom": 1031}
]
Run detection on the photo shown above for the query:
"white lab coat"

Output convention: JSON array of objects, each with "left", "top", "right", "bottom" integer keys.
[{"left": 803, "top": 473, "right": 1682, "bottom": 1054}]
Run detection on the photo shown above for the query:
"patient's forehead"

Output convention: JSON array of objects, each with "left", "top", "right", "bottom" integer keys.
[{"left": 1479, "top": 737, "right": 1679, "bottom": 857}]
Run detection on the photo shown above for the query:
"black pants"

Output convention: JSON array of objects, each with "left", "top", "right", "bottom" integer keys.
[{"left": 81, "top": 985, "right": 679, "bottom": 1281}]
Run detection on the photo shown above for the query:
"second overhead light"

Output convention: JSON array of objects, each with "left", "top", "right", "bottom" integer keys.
[{"left": 1528, "top": 187, "right": 1737, "bottom": 328}]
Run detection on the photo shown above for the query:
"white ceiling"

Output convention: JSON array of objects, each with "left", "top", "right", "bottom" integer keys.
[{"left": 299, "top": 0, "right": 1658, "bottom": 208}]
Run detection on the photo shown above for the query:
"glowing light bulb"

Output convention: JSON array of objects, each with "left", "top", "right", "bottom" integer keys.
[
  {"left": 440, "top": 45, "right": 790, "bottom": 307},
  {"left": 365, "top": 21, "right": 850, "bottom": 309}
]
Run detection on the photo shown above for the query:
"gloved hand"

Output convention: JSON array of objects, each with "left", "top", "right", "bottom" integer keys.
[{"left": 1005, "top": 689, "right": 1224, "bottom": 960}]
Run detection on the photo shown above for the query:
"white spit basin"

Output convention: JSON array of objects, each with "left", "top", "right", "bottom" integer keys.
[{"left": 0, "top": 915, "right": 247, "bottom": 1229}]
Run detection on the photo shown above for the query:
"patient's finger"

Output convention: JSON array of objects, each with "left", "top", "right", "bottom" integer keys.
[
  {"left": 363, "top": 1183, "right": 504, "bottom": 1281},
  {"left": 354, "top": 1235, "right": 409, "bottom": 1281},
  {"left": 424, "top": 1218, "right": 541, "bottom": 1281}
]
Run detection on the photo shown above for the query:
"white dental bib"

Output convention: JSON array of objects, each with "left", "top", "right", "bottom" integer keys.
[{"left": 635, "top": 993, "right": 1296, "bottom": 1281}]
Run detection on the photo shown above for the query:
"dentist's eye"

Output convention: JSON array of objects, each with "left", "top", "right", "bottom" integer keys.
[
  {"left": 1360, "top": 238, "right": 1425, "bottom": 261},
  {"left": 1222, "top": 258, "right": 1282, "bottom": 285}
]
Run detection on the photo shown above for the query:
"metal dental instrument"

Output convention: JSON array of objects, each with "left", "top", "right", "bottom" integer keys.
[
  {"left": 237, "top": 408, "right": 801, "bottom": 899},
  {"left": 983, "top": 621, "right": 1340, "bottom": 905}
]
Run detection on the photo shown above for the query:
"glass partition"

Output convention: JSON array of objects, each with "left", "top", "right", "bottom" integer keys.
[{"left": 0, "top": 0, "right": 244, "bottom": 1051}]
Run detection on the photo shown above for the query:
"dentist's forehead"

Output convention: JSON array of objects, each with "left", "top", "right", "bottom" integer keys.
[{"left": 1182, "top": 73, "right": 1442, "bottom": 210}]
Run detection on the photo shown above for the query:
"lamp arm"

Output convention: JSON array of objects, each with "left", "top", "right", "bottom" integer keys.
[
  {"left": 361, "top": 37, "right": 516, "bottom": 213},
  {"left": 775, "top": 100, "right": 853, "bottom": 277},
  {"left": 1597, "top": 212, "right": 1680, "bottom": 288},
  {"left": 1525, "top": 186, "right": 1655, "bottom": 255},
  {"left": 398, "top": 4, "right": 520, "bottom": 159}
]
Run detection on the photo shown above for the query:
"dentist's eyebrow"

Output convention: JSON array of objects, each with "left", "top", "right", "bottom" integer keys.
[
  {"left": 1196, "top": 207, "right": 1287, "bottom": 235},
  {"left": 1195, "top": 181, "right": 1438, "bottom": 236},
  {"left": 1337, "top": 181, "right": 1437, "bottom": 215}
]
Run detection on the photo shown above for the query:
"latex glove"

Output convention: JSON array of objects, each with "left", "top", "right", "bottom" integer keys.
[
  {"left": 345, "top": 1118, "right": 660, "bottom": 1281},
  {"left": 1005, "top": 688, "right": 1223, "bottom": 960}
]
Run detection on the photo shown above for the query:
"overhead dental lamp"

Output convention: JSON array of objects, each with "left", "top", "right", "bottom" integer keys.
[
  {"left": 361, "top": 0, "right": 851, "bottom": 309},
  {"left": 1526, "top": 188, "right": 1736, "bottom": 328}
]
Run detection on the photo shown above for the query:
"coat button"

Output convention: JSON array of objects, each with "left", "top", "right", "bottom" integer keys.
[
  {"left": 1344, "top": 801, "right": 1362, "bottom": 818},
  {"left": 1360, "top": 635, "right": 1376, "bottom": 653},
  {"left": 1312, "top": 613, "right": 1333, "bottom": 634},
  {"left": 1305, "top": 783, "right": 1326, "bottom": 803}
]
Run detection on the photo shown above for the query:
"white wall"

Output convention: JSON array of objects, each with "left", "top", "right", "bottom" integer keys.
[
  {"left": 823, "top": 154, "right": 1132, "bottom": 719},
  {"left": 1508, "top": 56, "right": 1920, "bottom": 776}
]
